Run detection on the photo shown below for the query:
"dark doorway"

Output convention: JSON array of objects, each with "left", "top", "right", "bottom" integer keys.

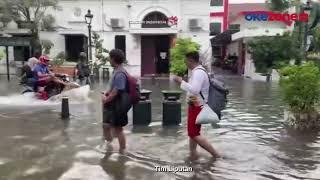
[
  {"left": 115, "top": 35, "right": 126, "bottom": 58},
  {"left": 65, "top": 35, "right": 87, "bottom": 62},
  {"left": 141, "top": 35, "right": 170, "bottom": 76}
]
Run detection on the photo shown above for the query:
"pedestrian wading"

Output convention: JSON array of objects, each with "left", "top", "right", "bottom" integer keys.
[
  {"left": 101, "top": 49, "right": 138, "bottom": 153},
  {"left": 173, "top": 51, "right": 220, "bottom": 160}
]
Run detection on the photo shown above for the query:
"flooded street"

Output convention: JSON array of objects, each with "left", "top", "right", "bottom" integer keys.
[{"left": 0, "top": 75, "right": 320, "bottom": 180}]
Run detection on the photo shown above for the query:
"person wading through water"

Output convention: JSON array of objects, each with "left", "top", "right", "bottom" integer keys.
[
  {"left": 75, "top": 52, "right": 90, "bottom": 85},
  {"left": 102, "top": 49, "right": 131, "bottom": 154},
  {"left": 173, "top": 51, "right": 220, "bottom": 160}
]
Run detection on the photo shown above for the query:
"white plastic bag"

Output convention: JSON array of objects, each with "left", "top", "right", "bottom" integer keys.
[{"left": 196, "top": 104, "right": 220, "bottom": 124}]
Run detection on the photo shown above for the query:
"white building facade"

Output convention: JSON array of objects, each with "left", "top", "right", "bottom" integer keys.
[{"left": 39, "top": 0, "right": 212, "bottom": 77}]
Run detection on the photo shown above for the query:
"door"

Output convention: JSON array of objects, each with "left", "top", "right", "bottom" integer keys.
[
  {"left": 155, "top": 36, "right": 170, "bottom": 74},
  {"left": 65, "top": 35, "right": 86, "bottom": 62},
  {"left": 141, "top": 36, "right": 156, "bottom": 76}
]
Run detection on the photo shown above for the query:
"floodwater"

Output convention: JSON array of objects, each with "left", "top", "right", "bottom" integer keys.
[{"left": 0, "top": 74, "right": 319, "bottom": 180}]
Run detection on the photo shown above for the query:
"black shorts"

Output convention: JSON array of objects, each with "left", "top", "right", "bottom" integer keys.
[{"left": 103, "top": 104, "right": 128, "bottom": 127}]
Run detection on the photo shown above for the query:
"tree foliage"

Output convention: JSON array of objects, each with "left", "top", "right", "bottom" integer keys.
[
  {"left": 279, "top": 61, "right": 320, "bottom": 113},
  {"left": 92, "top": 32, "right": 110, "bottom": 69},
  {"left": 0, "top": 0, "right": 60, "bottom": 52},
  {"left": 247, "top": 32, "right": 300, "bottom": 74},
  {"left": 169, "top": 38, "right": 200, "bottom": 76},
  {"left": 266, "top": 0, "right": 297, "bottom": 12},
  {"left": 41, "top": 14, "right": 55, "bottom": 31}
]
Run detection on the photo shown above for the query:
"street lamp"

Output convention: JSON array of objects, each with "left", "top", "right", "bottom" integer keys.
[
  {"left": 303, "top": 0, "right": 312, "bottom": 55},
  {"left": 85, "top": 9, "right": 93, "bottom": 63}
]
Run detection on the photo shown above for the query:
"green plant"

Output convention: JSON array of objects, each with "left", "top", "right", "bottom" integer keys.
[
  {"left": 279, "top": 61, "right": 320, "bottom": 113},
  {"left": 248, "top": 32, "right": 300, "bottom": 74},
  {"left": 0, "top": 48, "right": 4, "bottom": 61},
  {"left": 41, "top": 39, "right": 54, "bottom": 55},
  {"left": 51, "top": 51, "right": 65, "bottom": 67},
  {"left": 169, "top": 38, "right": 200, "bottom": 76},
  {"left": 92, "top": 32, "right": 110, "bottom": 69}
]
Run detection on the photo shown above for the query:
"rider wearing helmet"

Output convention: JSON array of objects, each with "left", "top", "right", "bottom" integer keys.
[{"left": 33, "top": 55, "right": 69, "bottom": 99}]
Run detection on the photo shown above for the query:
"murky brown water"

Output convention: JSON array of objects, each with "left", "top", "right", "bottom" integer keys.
[{"left": 0, "top": 75, "right": 319, "bottom": 180}]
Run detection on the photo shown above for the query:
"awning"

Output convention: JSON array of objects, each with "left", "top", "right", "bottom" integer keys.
[
  {"left": 0, "top": 29, "right": 31, "bottom": 36},
  {"left": 232, "top": 28, "right": 286, "bottom": 41},
  {"left": 58, "top": 29, "right": 88, "bottom": 36},
  {"left": 129, "top": 28, "right": 178, "bottom": 34},
  {"left": 210, "top": 29, "right": 239, "bottom": 46}
]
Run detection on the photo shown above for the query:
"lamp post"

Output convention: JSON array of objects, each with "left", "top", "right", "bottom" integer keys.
[
  {"left": 303, "top": 0, "right": 312, "bottom": 58},
  {"left": 85, "top": 9, "right": 93, "bottom": 64}
]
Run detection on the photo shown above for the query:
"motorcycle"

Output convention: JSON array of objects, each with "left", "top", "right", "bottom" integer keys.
[{"left": 21, "top": 73, "right": 80, "bottom": 101}]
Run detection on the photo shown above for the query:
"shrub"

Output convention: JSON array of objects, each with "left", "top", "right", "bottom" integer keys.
[
  {"left": 51, "top": 51, "right": 65, "bottom": 67},
  {"left": 41, "top": 39, "right": 54, "bottom": 55},
  {"left": 0, "top": 48, "right": 4, "bottom": 61},
  {"left": 169, "top": 38, "right": 200, "bottom": 76},
  {"left": 279, "top": 62, "right": 320, "bottom": 113}
]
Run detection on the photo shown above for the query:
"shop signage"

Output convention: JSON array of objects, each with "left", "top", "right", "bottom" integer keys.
[
  {"left": 243, "top": 11, "right": 309, "bottom": 26},
  {"left": 129, "top": 16, "right": 178, "bottom": 27}
]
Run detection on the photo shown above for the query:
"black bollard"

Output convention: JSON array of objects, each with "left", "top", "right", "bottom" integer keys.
[
  {"left": 133, "top": 90, "right": 152, "bottom": 125},
  {"left": 162, "top": 90, "right": 182, "bottom": 126},
  {"left": 61, "top": 96, "right": 70, "bottom": 119}
]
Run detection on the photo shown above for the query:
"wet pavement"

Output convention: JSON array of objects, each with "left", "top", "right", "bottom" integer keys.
[{"left": 0, "top": 73, "right": 320, "bottom": 180}]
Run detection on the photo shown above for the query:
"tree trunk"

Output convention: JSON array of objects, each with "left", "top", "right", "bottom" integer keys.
[{"left": 31, "top": 31, "right": 41, "bottom": 55}]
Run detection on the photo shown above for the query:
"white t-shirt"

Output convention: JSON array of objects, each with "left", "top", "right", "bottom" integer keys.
[{"left": 180, "top": 65, "right": 209, "bottom": 106}]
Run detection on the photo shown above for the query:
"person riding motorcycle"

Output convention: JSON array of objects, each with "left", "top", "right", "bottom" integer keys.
[{"left": 33, "top": 55, "right": 69, "bottom": 100}]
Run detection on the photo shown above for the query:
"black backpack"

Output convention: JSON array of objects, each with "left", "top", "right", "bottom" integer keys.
[{"left": 197, "top": 68, "right": 229, "bottom": 115}]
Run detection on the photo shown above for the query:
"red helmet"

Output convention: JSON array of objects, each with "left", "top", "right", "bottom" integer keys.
[{"left": 39, "top": 55, "right": 50, "bottom": 64}]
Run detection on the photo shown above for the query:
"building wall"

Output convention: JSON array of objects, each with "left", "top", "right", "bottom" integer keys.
[
  {"left": 41, "top": 0, "right": 212, "bottom": 76},
  {"left": 228, "top": 13, "right": 289, "bottom": 80}
]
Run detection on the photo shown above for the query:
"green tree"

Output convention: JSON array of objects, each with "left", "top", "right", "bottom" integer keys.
[
  {"left": 1, "top": 0, "right": 60, "bottom": 53},
  {"left": 247, "top": 32, "right": 300, "bottom": 80},
  {"left": 169, "top": 38, "right": 200, "bottom": 76},
  {"left": 92, "top": 32, "right": 110, "bottom": 69}
]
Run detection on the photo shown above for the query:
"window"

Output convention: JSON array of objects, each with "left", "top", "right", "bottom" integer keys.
[
  {"left": 210, "top": 0, "right": 223, "bottom": 6},
  {"left": 229, "top": 24, "right": 240, "bottom": 31},
  {"left": 210, "top": 22, "right": 222, "bottom": 36},
  {"left": 115, "top": 35, "right": 126, "bottom": 58}
]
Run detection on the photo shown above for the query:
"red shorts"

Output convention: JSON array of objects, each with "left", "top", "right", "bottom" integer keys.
[{"left": 188, "top": 105, "right": 202, "bottom": 138}]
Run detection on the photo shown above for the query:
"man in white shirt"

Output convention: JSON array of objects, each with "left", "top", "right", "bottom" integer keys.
[{"left": 174, "top": 51, "right": 220, "bottom": 160}]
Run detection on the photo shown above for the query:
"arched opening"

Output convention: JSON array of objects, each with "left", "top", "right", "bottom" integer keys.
[{"left": 142, "top": 11, "right": 169, "bottom": 28}]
